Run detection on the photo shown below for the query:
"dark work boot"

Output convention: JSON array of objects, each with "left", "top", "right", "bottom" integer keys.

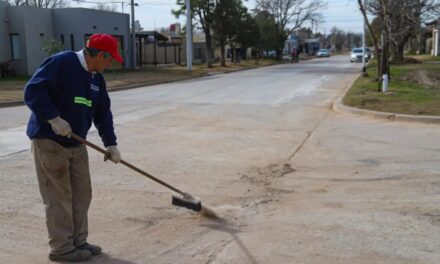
[
  {"left": 49, "top": 248, "right": 91, "bottom": 262},
  {"left": 77, "top": 242, "right": 102, "bottom": 256}
]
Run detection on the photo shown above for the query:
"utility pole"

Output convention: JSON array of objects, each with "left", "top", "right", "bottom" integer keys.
[
  {"left": 131, "top": 0, "right": 136, "bottom": 69},
  {"left": 185, "top": 0, "right": 192, "bottom": 71},
  {"left": 362, "top": 0, "right": 367, "bottom": 75}
]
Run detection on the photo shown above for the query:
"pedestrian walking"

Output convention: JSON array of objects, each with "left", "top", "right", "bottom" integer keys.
[
  {"left": 291, "top": 47, "right": 298, "bottom": 63},
  {"left": 24, "top": 33, "right": 123, "bottom": 262}
]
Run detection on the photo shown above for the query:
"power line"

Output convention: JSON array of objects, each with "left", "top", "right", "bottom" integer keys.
[{"left": 73, "top": 0, "right": 176, "bottom": 6}]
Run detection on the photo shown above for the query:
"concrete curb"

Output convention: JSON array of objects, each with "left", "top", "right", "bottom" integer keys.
[
  {"left": 0, "top": 76, "right": 203, "bottom": 108},
  {"left": 107, "top": 75, "right": 201, "bottom": 93},
  {"left": 0, "top": 100, "right": 24, "bottom": 107},
  {"left": 333, "top": 97, "right": 440, "bottom": 125}
]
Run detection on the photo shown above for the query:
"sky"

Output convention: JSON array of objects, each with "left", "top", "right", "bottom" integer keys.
[{"left": 71, "top": 0, "right": 365, "bottom": 34}]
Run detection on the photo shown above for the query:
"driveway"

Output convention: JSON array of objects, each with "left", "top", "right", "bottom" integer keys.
[{"left": 0, "top": 55, "right": 438, "bottom": 263}]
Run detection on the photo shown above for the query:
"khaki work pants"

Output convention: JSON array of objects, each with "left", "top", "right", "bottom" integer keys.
[{"left": 32, "top": 138, "right": 92, "bottom": 255}]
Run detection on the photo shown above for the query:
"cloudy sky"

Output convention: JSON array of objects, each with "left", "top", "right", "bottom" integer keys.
[{"left": 72, "top": 0, "right": 365, "bottom": 34}]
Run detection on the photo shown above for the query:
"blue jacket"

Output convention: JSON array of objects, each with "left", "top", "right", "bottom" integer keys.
[{"left": 24, "top": 51, "right": 117, "bottom": 147}]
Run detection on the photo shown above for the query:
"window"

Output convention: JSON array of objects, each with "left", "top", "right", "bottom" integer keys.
[
  {"left": 10, "top": 34, "right": 21, "bottom": 60},
  {"left": 70, "top": 34, "right": 74, "bottom": 51},
  {"left": 194, "top": 47, "right": 202, "bottom": 59}
]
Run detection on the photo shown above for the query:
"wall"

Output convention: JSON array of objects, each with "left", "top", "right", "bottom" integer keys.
[
  {"left": 141, "top": 43, "right": 184, "bottom": 65},
  {"left": 434, "top": 29, "right": 439, "bottom": 56},
  {"left": 53, "top": 8, "right": 130, "bottom": 68},
  {"left": 3, "top": 7, "right": 130, "bottom": 75},
  {"left": 6, "top": 6, "right": 53, "bottom": 75},
  {"left": 0, "top": 1, "right": 10, "bottom": 62},
  {"left": 22, "top": 7, "right": 53, "bottom": 75},
  {"left": 5, "top": 6, "right": 27, "bottom": 75}
]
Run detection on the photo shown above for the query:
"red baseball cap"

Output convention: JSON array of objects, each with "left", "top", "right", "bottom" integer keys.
[{"left": 87, "top": 33, "right": 124, "bottom": 63}]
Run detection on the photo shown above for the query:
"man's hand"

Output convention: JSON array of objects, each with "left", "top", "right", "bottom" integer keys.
[
  {"left": 104, "top": 146, "right": 121, "bottom": 163},
  {"left": 48, "top": 116, "right": 72, "bottom": 137}
]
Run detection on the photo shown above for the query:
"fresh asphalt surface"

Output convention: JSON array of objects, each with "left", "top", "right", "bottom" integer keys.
[{"left": 0, "top": 55, "right": 439, "bottom": 263}]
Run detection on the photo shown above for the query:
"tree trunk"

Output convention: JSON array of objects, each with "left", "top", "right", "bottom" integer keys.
[
  {"left": 276, "top": 48, "right": 282, "bottom": 61},
  {"left": 219, "top": 37, "right": 226, "bottom": 67},
  {"left": 241, "top": 47, "right": 247, "bottom": 60},
  {"left": 393, "top": 43, "right": 405, "bottom": 63},
  {"left": 205, "top": 29, "right": 213, "bottom": 68},
  {"left": 378, "top": 32, "right": 390, "bottom": 91},
  {"left": 392, "top": 34, "right": 410, "bottom": 64},
  {"left": 376, "top": 53, "right": 381, "bottom": 80}
]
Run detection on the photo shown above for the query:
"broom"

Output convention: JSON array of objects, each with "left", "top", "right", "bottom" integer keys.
[{"left": 71, "top": 133, "right": 218, "bottom": 219}]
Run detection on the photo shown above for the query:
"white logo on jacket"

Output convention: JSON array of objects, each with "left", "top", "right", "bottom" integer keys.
[{"left": 90, "top": 84, "right": 99, "bottom": 92}]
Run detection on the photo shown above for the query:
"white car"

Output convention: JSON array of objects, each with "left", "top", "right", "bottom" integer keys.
[
  {"left": 316, "top": 49, "right": 330, "bottom": 57},
  {"left": 350, "top": 48, "right": 369, "bottom": 63}
]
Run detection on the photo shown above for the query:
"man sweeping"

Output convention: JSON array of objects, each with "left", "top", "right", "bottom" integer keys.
[{"left": 24, "top": 33, "right": 123, "bottom": 262}]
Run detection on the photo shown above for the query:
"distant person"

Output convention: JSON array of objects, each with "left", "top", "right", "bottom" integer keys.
[
  {"left": 291, "top": 48, "right": 299, "bottom": 63},
  {"left": 24, "top": 33, "right": 123, "bottom": 262},
  {"left": 237, "top": 48, "right": 242, "bottom": 64},
  {"left": 297, "top": 48, "right": 302, "bottom": 62}
]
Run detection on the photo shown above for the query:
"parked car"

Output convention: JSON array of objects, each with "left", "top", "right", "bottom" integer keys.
[
  {"left": 316, "top": 49, "right": 330, "bottom": 57},
  {"left": 263, "top": 50, "right": 277, "bottom": 57},
  {"left": 365, "top": 47, "right": 372, "bottom": 59},
  {"left": 282, "top": 55, "right": 292, "bottom": 61},
  {"left": 350, "top": 48, "right": 369, "bottom": 62}
]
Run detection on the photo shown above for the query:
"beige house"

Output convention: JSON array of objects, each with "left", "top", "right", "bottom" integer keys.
[
  {"left": 136, "top": 31, "right": 183, "bottom": 66},
  {"left": 135, "top": 31, "right": 210, "bottom": 66},
  {"left": 426, "top": 18, "right": 440, "bottom": 56}
]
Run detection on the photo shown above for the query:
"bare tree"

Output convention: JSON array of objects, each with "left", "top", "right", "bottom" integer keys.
[
  {"left": 256, "top": 0, "right": 327, "bottom": 57},
  {"left": 358, "top": 0, "right": 393, "bottom": 87},
  {"left": 394, "top": 1, "right": 439, "bottom": 62},
  {"left": 256, "top": 0, "right": 326, "bottom": 35},
  {"left": 360, "top": 0, "right": 440, "bottom": 76},
  {"left": 358, "top": 0, "right": 382, "bottom": 82},
  {"left": 8, "top": 0, "right": 67, "bottom": 8},
  {"left": 372, "top": 0, "right": 440, "bottom": 62},
  {"left": 93, "top": 3, "right": 117, "bottom": 12}
]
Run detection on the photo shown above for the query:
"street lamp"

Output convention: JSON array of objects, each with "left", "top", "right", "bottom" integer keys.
[
  {"left": 112, "top": 1, "right": 139, "bottom": 69},
  {"left": 185, "top": 0, "right": 192, "bottom": 71},
  {"left": 131, "top": 0, "right": 136, "bottom": 69}
]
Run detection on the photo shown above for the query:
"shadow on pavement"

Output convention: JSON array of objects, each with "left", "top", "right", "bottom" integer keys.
[
  {"left": 202, "top": 222, "right": 259, "bottom": 264},
  {"left": 88, "top": 253, "right": 136, "bottom": 264}
]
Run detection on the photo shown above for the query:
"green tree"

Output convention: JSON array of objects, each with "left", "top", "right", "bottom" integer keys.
[
  {"left": 233, "top": 12, "right": 259, "bottom": 60},
  {"left": 254, "top": 11, "right": 284, "bottom": 56},
  {"left": 213, "top": 0, "right": 257, "bottom": 66},
  {"left": 42, "top": 38, "right": 63, "bottom": 56},
  {"left": 173, "top": 0, "right": 216, "bottom": 68}
]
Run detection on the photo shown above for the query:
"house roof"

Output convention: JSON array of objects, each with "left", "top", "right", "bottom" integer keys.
[
  {"left": 425, "top": 18, "right": 439, "bottom": 26},
  {"left": 135, "top": 31, "right": 168, "bottom": 41}
]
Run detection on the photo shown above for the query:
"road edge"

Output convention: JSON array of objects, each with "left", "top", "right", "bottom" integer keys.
[
  {"left": 0, "top": 62, "right": 281, "bottom": 108},
  {"left": 333, "top": 80, "right": 440, "bottom": 125}
]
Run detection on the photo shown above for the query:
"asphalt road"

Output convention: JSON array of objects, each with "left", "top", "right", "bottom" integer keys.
[{"left": 0, "top": 55, "right": 439, "bottom": 263}]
